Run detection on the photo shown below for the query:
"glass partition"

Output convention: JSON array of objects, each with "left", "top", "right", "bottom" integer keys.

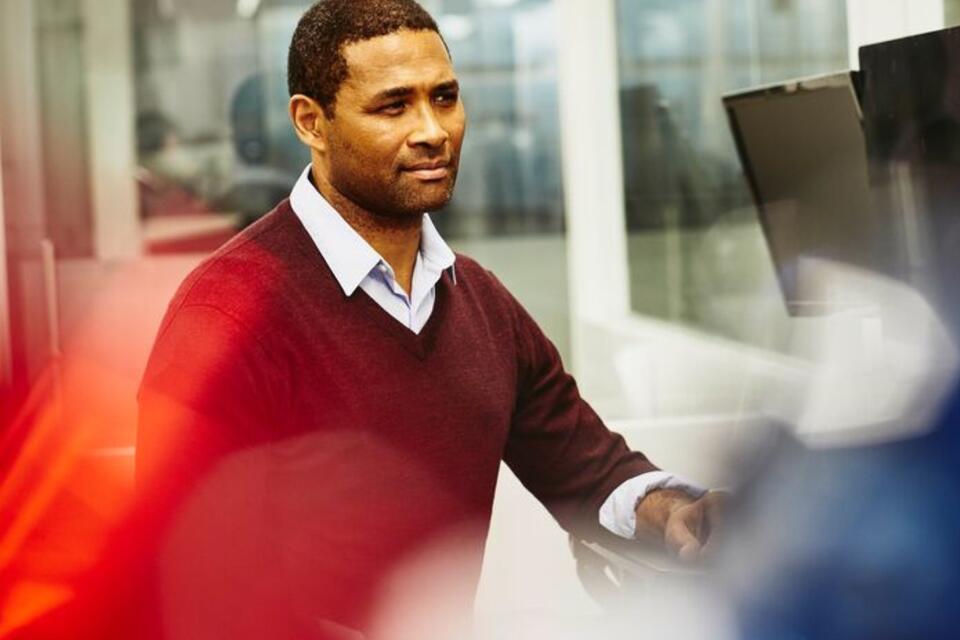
[{"left": 616, "top": 0, "right": 849, "bottom": 350}]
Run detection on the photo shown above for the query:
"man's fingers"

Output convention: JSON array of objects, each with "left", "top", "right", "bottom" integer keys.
[
  {"left": 654, "top": 490, "right": 729, "bottom": 561},
  {"left": 703, "top": 491, "right": 728, "bottom": 520},
  {"left": 678, "top": 540, "right": 701, "bottom": 561},
  {"left": 664, "top": 513, "right": 702, "bottom": 561},
  {"left": 700, "top": 491, "right": 729, "bottom": 550}
]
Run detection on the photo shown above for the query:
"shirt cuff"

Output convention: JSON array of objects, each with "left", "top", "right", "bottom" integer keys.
[{"left": 598, "top": 470, "right": 708, "bottom": 539}]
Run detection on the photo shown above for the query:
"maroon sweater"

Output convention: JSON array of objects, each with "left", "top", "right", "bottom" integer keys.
[{"left": 136, "top": 199, "right": 656, "bottom": 636}]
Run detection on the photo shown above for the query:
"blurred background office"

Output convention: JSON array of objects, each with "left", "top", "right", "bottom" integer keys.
[{"left": 2, "top": 0, "right": 960, "bottom": 637}]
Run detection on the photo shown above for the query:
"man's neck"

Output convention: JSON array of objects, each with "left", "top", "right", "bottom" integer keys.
[{"left": 311, "top": 168, "right": 421, "bottom": 296}]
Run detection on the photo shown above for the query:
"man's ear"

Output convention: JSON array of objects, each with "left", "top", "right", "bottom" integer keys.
[{"left": 289, "top": 94, "right": 329, "bottom": 153}]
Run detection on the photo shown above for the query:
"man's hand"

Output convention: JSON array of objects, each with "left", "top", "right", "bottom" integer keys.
[{"left": 634, "top": 488, "right": 726, "bottom": 561}]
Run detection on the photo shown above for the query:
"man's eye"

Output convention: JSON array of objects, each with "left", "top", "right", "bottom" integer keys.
[
  {"left": 435, "top": 92, "right": 458, "bottom": 105},
  {"left": 381, "top": 102, "right": 406, "bottom": 114}
]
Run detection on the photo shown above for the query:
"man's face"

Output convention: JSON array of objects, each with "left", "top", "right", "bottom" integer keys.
[{"left": 317, "top": 29, "right": 466, "bottom": 219}]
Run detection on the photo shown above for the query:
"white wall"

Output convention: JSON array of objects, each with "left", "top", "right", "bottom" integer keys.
[
  {"left": 555, "top": 0, "right": 630, "bottom": 377},
  {"left": 81, "top": 0, "right": 142, "bottom": 260},
  {"left": 846, "top": 0, "right": 945, "bottom": 69}
]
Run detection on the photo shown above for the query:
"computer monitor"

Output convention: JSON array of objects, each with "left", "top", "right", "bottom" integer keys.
[
  {"left": 723, "top": 72, "right": 905, "bottom": 316},
  {"left": 859, "top": 26, "right": 960, "bottom": 329}
]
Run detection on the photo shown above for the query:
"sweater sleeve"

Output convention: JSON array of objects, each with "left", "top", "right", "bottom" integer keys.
[
  {"left": 501, "top": 290, "right": 658, "bottom": 539},
  {"left": 136, "top": 303, "right": 281, "bottom": 495}
]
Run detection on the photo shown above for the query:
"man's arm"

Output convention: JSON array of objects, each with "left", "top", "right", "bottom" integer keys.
[
  {"left": 500, "top": 286, "right": 655, "bottom": 537},
  {"left": 137, "top": 303, "right": 276, "bottom": 492},
  {"left": 500, "top": 281, "right": 723, "bottom": 555}
]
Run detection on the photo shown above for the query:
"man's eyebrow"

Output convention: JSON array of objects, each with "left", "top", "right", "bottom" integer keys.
[
  {"left": 371, "top": 86, "right": 414, "bottom": 103},
  {"left": 370, "top": 80, "right": 460, "bottom": 103},
  {"left": 434, "top": 80, "right": 460, "bottom": 93}
]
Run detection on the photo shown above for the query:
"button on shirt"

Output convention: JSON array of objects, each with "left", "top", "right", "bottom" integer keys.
[{"left": 289, "top": 164, "right": 705, "bottom": 538}]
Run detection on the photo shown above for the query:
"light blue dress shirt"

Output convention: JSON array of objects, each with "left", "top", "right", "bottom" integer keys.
[{"left": 288, "top": 164, "right": 706, "bottom": 539}]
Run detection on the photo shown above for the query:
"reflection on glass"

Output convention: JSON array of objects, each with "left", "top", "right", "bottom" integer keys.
[
  {"left": 131, "top": 0, "right": 564, "bottom": 253},
  {"left": 616, "top": 0, "right": 848, "bottom": 348}
]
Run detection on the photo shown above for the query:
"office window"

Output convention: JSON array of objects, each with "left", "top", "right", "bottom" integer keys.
[{"left": 617, "top": 0, "right": 849, "bottom": 348}]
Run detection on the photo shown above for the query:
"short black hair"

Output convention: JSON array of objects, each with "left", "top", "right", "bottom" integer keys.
[{"left": 288, "top": 0, "right": 445, "bottom": 119}]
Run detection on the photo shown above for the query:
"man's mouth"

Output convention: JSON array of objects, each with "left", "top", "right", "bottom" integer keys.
[{"left": 402, "top": 160, "right": 451, "bottom": 181}]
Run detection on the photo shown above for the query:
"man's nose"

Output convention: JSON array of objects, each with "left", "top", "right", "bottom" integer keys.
[{"left": 407, "top": 102, "right": 449, "bottom": 149}]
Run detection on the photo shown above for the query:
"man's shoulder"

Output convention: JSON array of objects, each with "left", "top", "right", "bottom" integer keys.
[
  {"left": 162, "top": 200, "right": 310, "bottom": 323},
  {"left": 451, "top": 253, "right": 514, "bottom": 301},
  {"left": 448, "top": 252, "right": 527, "bottom": 330},
  {"left": 141, "top": 202, "right": 304, "bottom": 399},
  {"left": 179, "top": 200, "right": 302, "bottom": 296},
  {"left": 451, "top": 253, "right": 497, "bottom": 286},
  {"left": 200, "top": 199, "right": 302, "bottom": 268}
]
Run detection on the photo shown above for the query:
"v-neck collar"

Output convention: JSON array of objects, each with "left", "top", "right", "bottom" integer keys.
[
  {"left": 281, "top": 202, "right": 453, "bottom": 361},
  {"left": 351, "top": 270, "right": 452, "bottom": 361}
]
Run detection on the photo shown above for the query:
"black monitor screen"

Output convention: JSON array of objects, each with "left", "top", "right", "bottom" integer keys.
[
  {"left": 724, "top": 72, "right": 904, "bottom": 315},
  {"left": 859, "top": 26, "right": 960, "bottom": 327}
]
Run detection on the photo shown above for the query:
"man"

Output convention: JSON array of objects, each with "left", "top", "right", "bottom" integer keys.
[{"left": 137, "top": 0, "right": 724, "bottom": 636}]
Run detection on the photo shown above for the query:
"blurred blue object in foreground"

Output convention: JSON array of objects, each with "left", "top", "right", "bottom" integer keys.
[{"left": 728, "top": 381, "right": 960, "bottom": 640}]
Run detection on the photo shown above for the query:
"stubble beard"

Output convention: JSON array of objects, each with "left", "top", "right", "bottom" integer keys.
[
  {"left": 330, "top": 163, "right": 459, "bottom": 229},
  {"left": 392, "top": 163, "right": 459, "bottom": 216}
]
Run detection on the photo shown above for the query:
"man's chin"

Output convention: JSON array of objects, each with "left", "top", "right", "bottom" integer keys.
[
  {"left": 374, "top": 199, "right": 450, "bottom": 221},
  {"left": 396, "top": 183, "right": 456, "bottom": 215}
]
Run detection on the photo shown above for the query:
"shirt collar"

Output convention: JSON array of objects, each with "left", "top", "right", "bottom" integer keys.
[
  {"left": 289, "top": 164, "right": 457, "bottom": 294},
  {"left": 420, "top": 212, "right": 457, "bottom": 283}
]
